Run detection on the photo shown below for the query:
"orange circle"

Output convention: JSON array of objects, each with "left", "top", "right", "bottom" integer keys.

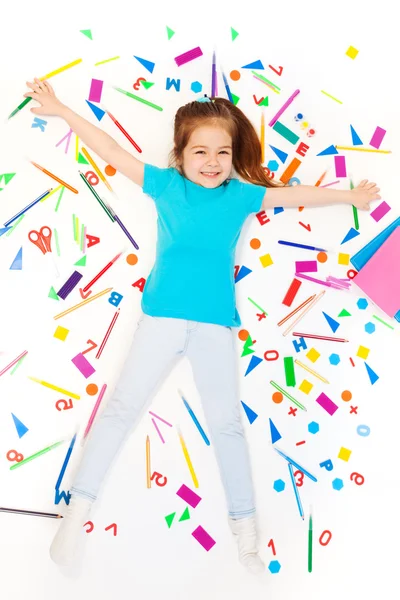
[
  {"left": 317, "top": 252, "right": 328, "bottom": 263},
  {"left": 341, "top": 390, "right": 352, "bottom": 402},
  {"left": 230, "top": 70, "right": 240, "bottom": 81},
  {"left": 105, "top": 165, "right": 116, "bottom": 176},
  {"left": 126, "top": 253, "right": 138, "bottom": 265},
  {"left": 238, "top": 329, "right": 249, "bottom": 341},
  {"left": 250, "top": 238, "right": 261, "bottom": 249},
  {"left": 272, "top": 392, "right": 283, "bottom": 404},
  {"left": 86, "top": 383, "right": 98, "bottom": 396}
]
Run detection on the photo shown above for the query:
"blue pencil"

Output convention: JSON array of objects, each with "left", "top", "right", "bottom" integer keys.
[
  {"left": 288, "top": 462, "right": 304, "bottom": 519},
  {"left": 274, "top": 446, "right": 318, "bottom": 482},
  {"left": 179, "top": 390, "right": 210, "bottom": 446},
  {"left": 221, "top": 70, "right": 233, "bottom": 103},
  {"left": 55, "top": 432, "right": 77, "bottom": 490},
  {"left": 4, "top": 188, "right": 52, "bottom": 227},
  {"left": 278, "top": 240, "right": 327, "bottom": 252}
]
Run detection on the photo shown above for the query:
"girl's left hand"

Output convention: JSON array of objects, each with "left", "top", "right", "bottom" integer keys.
[{"left": 351, "top": 179, "right": 381, "bottom": 210}]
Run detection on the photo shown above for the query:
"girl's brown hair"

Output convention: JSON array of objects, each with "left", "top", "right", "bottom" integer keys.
[{"left": 168, "top": 96, "right": 285, "bottom": 189}]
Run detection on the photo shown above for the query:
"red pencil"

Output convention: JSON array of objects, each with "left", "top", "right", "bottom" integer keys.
[
  {"left": 292, "top": 332, "right": 348, "bottom": 342},
  {"left": 82, "top": 252, "right": 123, "bottom": 293},
  {"left": 96, "top": 309, "right": 120, "bottom": 358},
  {"left": 105, "top": 109, "right": 142, "bottom": 153}
]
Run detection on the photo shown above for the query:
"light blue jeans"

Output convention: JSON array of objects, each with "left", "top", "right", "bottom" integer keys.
[{"left": 71, "top": 314, "right": 256, "bottom": 518}]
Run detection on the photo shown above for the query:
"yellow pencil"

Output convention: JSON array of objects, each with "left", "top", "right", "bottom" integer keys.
[
  {"left": 146, "top": 435, "right": 151, "bottom": 488},
  {"left": 75, "top": 134, "right": 80, "bottom": 162},
  {"left": 28, "top": 377, "right": 80, "bottom": 399},
  {"left": 261, "top": 112, "right": 265, "bottom": 164},
  {"left": 294, "top": 359, "right": 329, "bottom": 384},
  {"left": 53, "top": 287, "right": 113, "bottom": 320},
  {"left": 178, "top": 430, "right": 199, "bottom": 488},
  {"left": 335, "top": 145, "right": 391, "bottom": 154},
  {"left": 81, "top": 147, "right": 113, "bottom": 192}
]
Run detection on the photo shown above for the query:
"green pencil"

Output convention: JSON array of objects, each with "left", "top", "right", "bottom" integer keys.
[
  {"left": 308, "top": 508, "right": 313, "bottom": 573},
  {"left": 79, "top": 171, "right": 115, "bottom": 222}
]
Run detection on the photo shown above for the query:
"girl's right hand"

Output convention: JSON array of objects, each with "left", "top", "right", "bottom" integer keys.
[{"left": 23, "top": 77, "right": 65, "bottom": 116}]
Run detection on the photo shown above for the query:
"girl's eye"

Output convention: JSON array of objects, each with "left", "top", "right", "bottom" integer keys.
[{"left": 195, "top": 150, "right": 228, "bottom": 154}]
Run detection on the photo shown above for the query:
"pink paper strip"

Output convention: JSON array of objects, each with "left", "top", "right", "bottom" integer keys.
[
  {"left": 315, "top": 392, "right": 338, "bottom": 416},
  {"left": 334, "top": 156, "right": 347, "bottom": 177},
  {"left": 191, "top": 525, "right": 216, "bottom": 551},
  {"left": 369, "top": 126, "right": 386, "bottom": 149},
  {"left": 152, "top": 418, "right": 165, "bottom": 444},
  {"left": 295, "top": 260, "right": 318, "bottom": 273},
  {"left": 71, "top": 353, "right": 95, "bottom": 378},
  {"left": 89, "top": 79, "right": 104, "bottom": 103},
  {"left": 176, "top": 484, "right": 202, "bottom": 508},
  {"left": 370, "top": 201, "right": 391, "bottom": 222}
]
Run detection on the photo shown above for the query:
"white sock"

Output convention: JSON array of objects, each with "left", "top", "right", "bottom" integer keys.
[
  {"left": 228, "top": 515, "right": 265, "bottom": 575},
  {"left": 50, "top": 495, "right": 93, "bottom": 566}
]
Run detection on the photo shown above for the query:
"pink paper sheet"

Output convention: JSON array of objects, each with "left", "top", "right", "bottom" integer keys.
[{"left": 353, "top": 226, "right": 400, "bottom": 317}]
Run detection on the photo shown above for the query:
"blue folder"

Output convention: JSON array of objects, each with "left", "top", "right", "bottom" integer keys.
[{"left": 350, "top": 217, "right": 400, "bottom": 323}]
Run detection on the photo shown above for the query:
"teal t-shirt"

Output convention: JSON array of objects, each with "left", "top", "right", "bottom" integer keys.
[{"left": 141, "top": 163, "right": 266, "bottom": 327}]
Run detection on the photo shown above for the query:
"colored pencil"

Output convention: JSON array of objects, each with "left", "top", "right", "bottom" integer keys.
[
  {"left": 283, "top": 291, "right": 325, "bottom": 336},
  {"left": 53, "top": 287, "right": 113, "bottom": 320},
  {"left": 82, "top": 252, "right": 123, "bottom": 292},
  {"left": 178, "top": 429, "right": 199, "bottom": 488},
  {"left": 82, "top": 384, "right": 107, "bottom": 443},
  {"left": 292, "top": 332, "right": 348, "bottom": 342},
  {"left": 0, "top": 506, "right": 62, "bottom": 518},
  {"left": 278, "top": 294, "right": 316, "bottom": 327},
  {"left": 294, "top": 359, "right": 329, "bottom": 384},
  {"left": 0, "top": 351, "right": 28, "bottom": 377},
  {"left": 4, "top": 189, "right": 52, "bottom": 227},
  {"left": 55, "top": 433, "right": 77, "bottom": 489},
  {"left": 81, "top": 147, "right": 113, "bottom": 192},
  {"left": 95, "top": 309, "right": 120, "bottom": 358},
  {"left": 30, "top": 161, "right": 79, "bottom": 194},
  {"left": 28, "top": 377, "right": 80, "bottom": 398},
  {"left": 79, "top": 171, "right": 115, "bottom": 221},
  {"left": 270, "top": 380, "right": 307, "bottom": 411},
  {"left": 146, "top": 435, "right": 151, "bottom": 488}
]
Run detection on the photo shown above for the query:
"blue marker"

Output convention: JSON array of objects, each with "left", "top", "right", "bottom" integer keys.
[
  {"left": 274, "top": 446, "right": 318, "bottom": 482},
  {"left": 179, "top": 390, "right": 210, "bottom": 446},
  {"left": 278, "top": 240, "right": 327, "bottom": 252},
  {"left": 55, "top": 432, "right": 77, "bottom": 490},
  {"left": 288, "top": 462, "right": 304, "bottom": 520}
]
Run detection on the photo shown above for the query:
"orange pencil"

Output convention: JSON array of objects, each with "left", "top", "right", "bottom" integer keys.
[
  {"left": 30, "top": 161, "right": 79, "bottom": 194},
  {"left": 277, "top": 294, "right": 316, "bottom": 327}
]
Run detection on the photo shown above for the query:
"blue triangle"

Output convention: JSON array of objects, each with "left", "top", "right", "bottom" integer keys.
[
  {"left": 85, "top": 100, "right": 105, "bottom": 121},
  {"left": 11, "top": 413, "right": 29, "bottom": 438},
  {"left": 9, "top": 247, "right": 22, "bottom": 270},
  {"left": 269, "top": 418, "right": 282, "bottom": 444},
  {"left": 235, "top": 265, "right": 252, "bottom": 283},
  {"left": 322, "top": 311, "right": 340, "bottom": 333},
  {"left": 365, "top": 362, "right": 379, "bottom": 385},
  {"left": 133, "top": 55, "right": 155, "bottom": 73},
  {"left": 241, "top": 401, "right": 258, "bottom": 424},
  {"left": 269, "top": 145, "right": 288, "bottom": 163},
  {"left": 350, "top": 125, "right": 363, "bottom": 146},
  {"left": 244, "top": 355, "right": 263, "bottom": 376},
  {"left": 317, "top": 144, "right": 338, "bottom": 156},
  {"left": 274, "top": 207, "right": 284, "bottom": 215},
  {"left": 242, "top": 59, "right": 264, "bottom": 70},
  {"left": 0, "top": 226, "right": 11, "bottom": 237},
  {"left": 341, "top": 227, "right": 360, "bottom": 245}
]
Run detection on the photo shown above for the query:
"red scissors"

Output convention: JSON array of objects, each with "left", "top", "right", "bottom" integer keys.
[
  {"left": 28, "top": 226, "right": 59, "bottom": 276},
  {"left": 28, "top": 226, "right": 53, "bottom": 254}
]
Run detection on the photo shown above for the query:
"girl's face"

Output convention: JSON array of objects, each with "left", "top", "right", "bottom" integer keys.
[{"left": 178, "top": 124, "right": 233, "bottom": 188}]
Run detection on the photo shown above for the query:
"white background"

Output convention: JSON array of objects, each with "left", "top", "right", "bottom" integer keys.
[{"left": 0, "top": 0, "right": 399, "bottom": 598}]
